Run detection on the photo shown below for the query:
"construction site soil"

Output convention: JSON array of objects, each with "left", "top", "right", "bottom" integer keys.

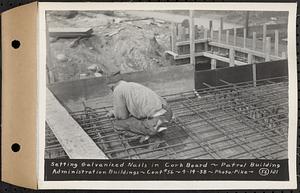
[{"left": 47, "top": 11, "right": 172, "bottom": 82}]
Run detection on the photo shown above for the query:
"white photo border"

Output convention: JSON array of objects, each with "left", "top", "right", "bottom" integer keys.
[{"left": 37, "top": 2, "right": 298, "bottom": 190}]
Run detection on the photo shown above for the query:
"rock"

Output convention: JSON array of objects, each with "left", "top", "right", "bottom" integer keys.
[{"left": 56, "top": 54, "right": 68, "bottom": 62}]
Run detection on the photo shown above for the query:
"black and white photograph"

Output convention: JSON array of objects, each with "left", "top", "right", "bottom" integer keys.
[{"left": 38, "top": 2, "right": 297, "bottom": 189}]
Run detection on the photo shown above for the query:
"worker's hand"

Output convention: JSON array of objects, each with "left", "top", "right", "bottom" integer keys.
[{"left": 105, "top": 110, "right": 115, "bottom": 118}]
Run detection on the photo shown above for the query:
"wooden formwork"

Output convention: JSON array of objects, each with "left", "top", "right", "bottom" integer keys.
[{"left": 166, "top": 18, "right": 287, "bottom": 69}]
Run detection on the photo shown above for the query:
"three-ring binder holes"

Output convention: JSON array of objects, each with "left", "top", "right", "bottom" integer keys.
[
  {"left": 11, "top": 143, "right": 20, "bottom": 152},
  {"left": 11, "top": 40, "right": 20, "bottom": 49}
]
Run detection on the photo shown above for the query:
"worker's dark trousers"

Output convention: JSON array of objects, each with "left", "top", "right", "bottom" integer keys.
[{"left": 113, "top": 104, "right": 173, "bottom": 136}]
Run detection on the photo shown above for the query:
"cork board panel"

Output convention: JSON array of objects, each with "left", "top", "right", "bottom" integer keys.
[{"left": 1, "top": 2, "right": 38, "bottom": 189}]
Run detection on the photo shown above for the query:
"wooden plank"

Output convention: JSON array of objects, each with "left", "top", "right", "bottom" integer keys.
[
  {"left": 275, "top": 30, "right": 279, "bottom": 56},
  {"left": 49, "top": 27, "right": 93, "bottom": 38},
  {"left": 252, "top": 32, "right": 257, "bottom": 50},
  {"left": 173, "top": 52, "right": 204, "bottom": 60},
  {"left": 229, "top": 48, "right": 235, "bottom": 67},
  {"left": 165, "top": 50, "right": 179, "bottom": 57},
  {"left": 209, "top": 41, "right": 282, "bottom": 60},
  {"left": 203, "top": 52, "right": 247, "bottom": 66},
  {"left": 176, "top": 39, "right": 208, "bottom": 46},
  {"left": 189, "top": 10, "right": 195, "bottom": 66},
  {"left": 46, "top": 88, "right": 107, "bottom": 159}
]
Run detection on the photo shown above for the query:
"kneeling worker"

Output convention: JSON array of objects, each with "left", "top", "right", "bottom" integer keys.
[{"left": 106, "top": 78, "right": 173, "bottom": 142}]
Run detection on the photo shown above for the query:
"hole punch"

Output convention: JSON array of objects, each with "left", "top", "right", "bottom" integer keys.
[
  {"left": 11, "top": 40, "right": 21, "bottom": 49},
  {"left": 11, "top": 143, "right": 21, "bottom": 152}
]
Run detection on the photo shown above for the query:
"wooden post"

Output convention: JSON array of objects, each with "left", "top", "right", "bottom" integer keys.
[
  {"left": 275, "top": 30, "right": 279, "bottom": 56},
  {"left": 263, "top": 24, "right": 267, "bottom": 51},
  {"left": 194, "top": 25, "right": 198, "bottom": 39},
  {"left": 189, "top": 10, "right": 195, "bottom": 66},
  {"left": 204, "top": 29, "right": 208, "bottom": 51},
  {"left": 243, "top": 28, "right": 247, "bottom": 48},
  {"left": 218, "top": 27, "right": 222, "bottom": 43},
  {"left": 247, "top": 53, "right": 252, "bottom": 64},
  {"left": 171, "top": 23, "right": 177, "bottom": 52},
  {"left": 220, "top": 17, "right": 224, "bottom": 31},
  {"left": 233, "top": 28, "right": 237, "bottom": 46},
  {"left": 252, "top": 63, "right": 257, "bottom": 87},
  {"left": 226, "top": 30, "right": 230, "bottom": 44},
  {"left": 245, "top": 11, "right": 250, "bottom": 38},
  {"left": 211, "top": 59, "right": 217, "bottom": 69},
  {"left": 265, "top": 37, "right": 271, "bottom": 61},
  {"left": 229, "top": 48, "right": 235, "bottom": 67},
  {"left": 210, "top": 21, "right": 214, "bottom": 40},
  {"left": 252, "top": 32, "right": 256, "bottom": 50}
]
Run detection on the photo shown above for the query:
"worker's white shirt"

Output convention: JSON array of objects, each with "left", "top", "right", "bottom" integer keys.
[{"left": 113, "top": 81, "right": 166, "bottom": 119}]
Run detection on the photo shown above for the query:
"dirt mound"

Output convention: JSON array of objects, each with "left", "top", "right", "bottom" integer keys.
[{"left": 49, "top": 14, "right": 171, "bottom": 82}]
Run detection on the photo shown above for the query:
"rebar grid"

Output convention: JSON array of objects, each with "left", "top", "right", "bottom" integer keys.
[{"left": 45, "top": 77, "right": 288, "bottom": 159}]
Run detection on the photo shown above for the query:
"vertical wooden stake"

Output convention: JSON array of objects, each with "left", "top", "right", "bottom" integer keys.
[
  {"left": 229, "top": 48, "right": 235, "bottom": 67},
  {"left": 262, "top": 24, "right": 267, "bottom": 51},
  {"left": 252, "top": 32, "right": 257, "bottom": 50},
  {"left": 218, "top": 27, "right": 222, "bottom": 43},
  {"left": 194, "top": 25, "right": 198, "bottom": 39},
  {"left": 275, "top": 30, "right": 279, "bottom": 56},
  {"left": 204, "top": 29, "right": 208, "bottom": 51},
  {"left": 265, "top": 37, "right": 271, "bottom": 62},
  {"left": 243, "top": 28, "right": 247, "bottom": 48},
  {"left": 189, "top": 10, "right": 195, "bottom": 66},
  {"left": 252, "top": 63, "right": 257, "bottom": 87},
  {"left": 247, "top": 53, "right": 252, "bottom": 64},
  {"left": 211, "top": 59, "right": 217, "bottom": 69},
  {"left": 220, "top": 17, "right": 224, "bottom": 31},
  {"left": 233, "top": 28, "right": 237, "bottom": 46},
  {"left": 210, "top": 21, "right": 214, "bottom": 40},
  {"left": 171, "top": 22, "right": 177, "bottom": 52},
  {"left": 226, "top": 30, "right": 229, "bottom": 45}
]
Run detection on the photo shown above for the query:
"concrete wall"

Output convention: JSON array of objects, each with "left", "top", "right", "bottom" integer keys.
[{"left": 194, "top": 59, "right": 288, "bottom": 89}]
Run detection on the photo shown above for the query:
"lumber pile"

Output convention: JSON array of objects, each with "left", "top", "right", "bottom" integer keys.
[{"left": 49, "top": 27, "right": 93, "bottom": 38}]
